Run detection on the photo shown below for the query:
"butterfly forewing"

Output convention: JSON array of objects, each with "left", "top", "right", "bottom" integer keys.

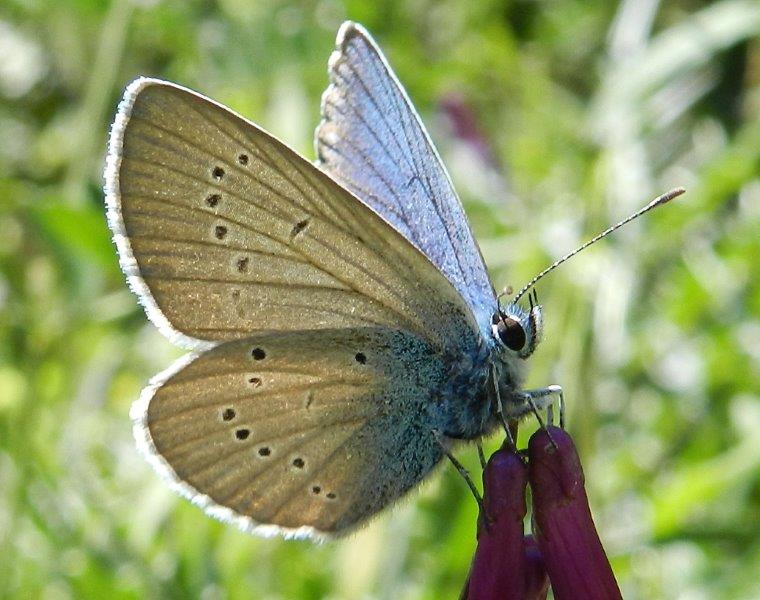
[
  {"left": 133, "top": 328, "right": 447, "bottom": 538},
  {"left": 316, "top": 22, "right": 496, "bottom": 334},
  {"left": 106, "top": 78, "right": 479, "bottom": 350}
]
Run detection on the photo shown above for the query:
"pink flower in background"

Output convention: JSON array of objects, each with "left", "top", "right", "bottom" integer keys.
[{"left": 439, "top": 93, "right": 497, "bottom": 167}]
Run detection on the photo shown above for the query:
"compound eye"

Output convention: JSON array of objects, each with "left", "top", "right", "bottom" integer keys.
[{"left": 496, "top": 317, "right": 526, "bottom": 351}]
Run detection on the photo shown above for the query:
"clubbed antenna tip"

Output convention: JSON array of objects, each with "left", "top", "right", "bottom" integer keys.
[{"left": 512, "top": 188, "right": 686, "bottom": 303}]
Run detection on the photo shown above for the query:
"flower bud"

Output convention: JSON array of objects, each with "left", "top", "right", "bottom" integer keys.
[
  {"left": 528, "top": 426, "right": 622, "bottom": 600},
  {"left": 523, "top": 535, "right": 550, "bottom": 600},
  {"left": 467, "top": 445, "right": 529, "bottom": 600}
]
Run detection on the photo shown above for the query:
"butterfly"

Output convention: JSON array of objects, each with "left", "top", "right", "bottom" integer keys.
[{"left": 104, "top": 21, "right": 557, "bottom": 540}]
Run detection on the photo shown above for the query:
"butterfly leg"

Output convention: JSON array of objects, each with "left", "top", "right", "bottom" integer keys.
[
  {"left": 528, "top": 385, "right": 564, "bottom": 428},
  {"left": 511, "top": 385, "right": 564, "bottom": 429},
  {"left": 545, "top": 385, "right": 565, "bottom": 428},
  {"left": 433, "top": 430, "right": 485, "bottom": 517},
  {"left": 476, "top": 442, "right": 487, "bottom": 470},
  {"left": 491, "top": 365, "right": 518, "bottom": 449}
]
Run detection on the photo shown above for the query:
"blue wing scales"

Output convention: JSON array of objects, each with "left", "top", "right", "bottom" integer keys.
[{"left": 315, "top": 22, "right": 497, "bottom": 333}]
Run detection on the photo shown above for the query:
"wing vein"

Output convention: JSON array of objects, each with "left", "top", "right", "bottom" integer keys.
[
  {"left": 126, "top": 150, "right": 423, "bottom": 330},
  {"left": 175, "top": 93, "right": 343, "bottom": 227},
  {"left": 358, "top": 50, "right": 473, "bottom": 288}
]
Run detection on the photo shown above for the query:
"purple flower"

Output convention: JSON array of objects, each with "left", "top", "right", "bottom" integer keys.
[
  {"left": 439, "top": 93, "right": 497, "bottom": 166},
  {"left": 466, "top": 444, "right": 546, "bottom": 599},
  {"left": 464, "top": 426, "right": 621, "bottom": 599},
  {"left": 523, "top": 535, "right": 550, "bottom": 600},
  {"left": 529, "top": 426, "right": 622, "bottom": 600}
]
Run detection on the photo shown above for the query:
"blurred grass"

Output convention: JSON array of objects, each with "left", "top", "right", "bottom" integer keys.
[{"left": 1, "top": 0, "right": 759, "bottom": 598}]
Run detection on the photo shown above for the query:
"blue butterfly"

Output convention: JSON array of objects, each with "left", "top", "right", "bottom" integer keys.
[{"left": 106, "top": 21, "right": 565, "bottom": 540}]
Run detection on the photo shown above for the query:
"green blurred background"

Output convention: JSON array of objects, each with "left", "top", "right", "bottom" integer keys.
[{"left": 1, "top": 0, "right": 759, "bottom": 598}]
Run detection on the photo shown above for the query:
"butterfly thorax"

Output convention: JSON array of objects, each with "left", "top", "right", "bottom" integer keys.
[
  {"left": 433, "top": 295, "right": 547, "bottom": 439},
  {"left": 433, "top": 334, "right": 522, "bottom": 440}
]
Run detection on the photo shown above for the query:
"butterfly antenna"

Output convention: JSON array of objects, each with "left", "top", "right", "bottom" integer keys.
[{"left": 512, "top": 187, "right": 685, "bottom": 303}]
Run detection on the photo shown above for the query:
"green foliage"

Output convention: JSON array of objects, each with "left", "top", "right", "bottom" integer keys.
[{"left": 1, "top": 0, "right": 758, "bottom": 597}]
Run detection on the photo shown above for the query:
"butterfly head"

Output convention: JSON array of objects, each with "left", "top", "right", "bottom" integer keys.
[{"left": 492, "top": 290, "right": 543, "bottom": 359}]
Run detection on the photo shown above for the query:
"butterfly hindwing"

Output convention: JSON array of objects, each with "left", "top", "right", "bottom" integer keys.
[
  {"left": 316, "top": 22, "right": 497, "bottom": 333},
  {"left": 132, "top": 327, "right": 447, "bottom": 538}
]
